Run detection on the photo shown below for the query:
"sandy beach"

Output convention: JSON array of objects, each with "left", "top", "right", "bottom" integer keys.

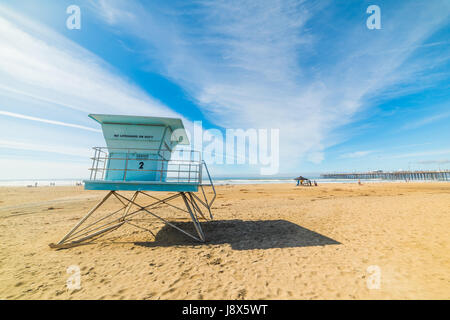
[{"left": 0, "top": 182, "right": 449, "bottom": 300}]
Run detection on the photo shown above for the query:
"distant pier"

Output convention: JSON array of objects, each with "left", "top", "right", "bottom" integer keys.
[{"left": 321, "top": 170, "right": 450, "bottom": 181}]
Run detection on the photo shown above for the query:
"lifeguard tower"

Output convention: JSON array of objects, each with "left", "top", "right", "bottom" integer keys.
[{"left": 50, "top": 114, "right": 215, "bottom": 248}]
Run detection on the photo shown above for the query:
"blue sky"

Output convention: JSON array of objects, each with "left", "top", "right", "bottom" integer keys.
[{"left": 0, "top": 0, "right": 449, "bottom": 179}]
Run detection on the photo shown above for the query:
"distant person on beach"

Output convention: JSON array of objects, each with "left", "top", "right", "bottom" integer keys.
[
  {"left": 314, "top": 180, "right": 318, "bottom": 186},
  {"left": 358, "top": 180, "right": 362, "bottom": 185}
]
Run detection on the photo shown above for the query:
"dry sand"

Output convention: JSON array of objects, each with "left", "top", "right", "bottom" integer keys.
[{"left": 0, "top": 182, "right": 449, "bottom": 299}]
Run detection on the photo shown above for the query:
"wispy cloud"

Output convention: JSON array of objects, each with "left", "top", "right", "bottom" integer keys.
[
  {"left": 0, "top": 140, "right": 91, "bottom": 158},
  {"left": 416, "top": 159, "right": 450, "bottom": 164},
  {"left": 92, "top": 0, "right": 450, "bottom": 170},
  {"left": 390, "top": 149, "right": 450, "bottom": 159},
  {"left": 0, "top": 4, "right": 189, "bottom": 178},
  {"left": 0, "top": 158, "right": 88, "bottom": 180},
  {"left": 340, "top": 150, "right": 374, "bottom": 159},
  {"left": 0, "top": 5, "right": 179, "bottom": 117},
  {"left": 401, "top": 111, "right": 450, "bottom": 130},
  {"left": 0, "top": 111, "right": 102, "bottom": 132}
]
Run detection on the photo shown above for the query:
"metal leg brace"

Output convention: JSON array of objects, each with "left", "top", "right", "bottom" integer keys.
[{"left": 49, "top": 190, "right": 212, "bottom": 249}]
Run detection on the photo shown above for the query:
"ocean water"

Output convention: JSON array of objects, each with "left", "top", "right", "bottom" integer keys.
[
  {"left": 0, "top": 179, "right": 84, "bottom": 187},
  {"left": 211, "top": 177, "right": 384, "bottom": 185},
  {"left": 0, "top": 177, "right": 437, "bottom": 187},
  {"left": 1, "top": 177, "right": 379, "bottom": 187}
]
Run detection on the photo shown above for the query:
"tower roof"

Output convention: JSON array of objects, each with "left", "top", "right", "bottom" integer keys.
[{"left": 89, "top": 114, "right": 190, "bottom": 145}]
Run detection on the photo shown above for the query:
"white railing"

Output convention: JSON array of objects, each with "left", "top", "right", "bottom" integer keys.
[{"left": 88, "top": 147, "right": 203, "bottom": 184}]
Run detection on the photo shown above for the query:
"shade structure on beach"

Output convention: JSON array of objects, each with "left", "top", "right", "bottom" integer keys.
[
  {"left": 294, "top": 176, "right": 311, "bottom": 186},
  {"left": 50, "top": 114, "right": 216, "bottom": 249}
]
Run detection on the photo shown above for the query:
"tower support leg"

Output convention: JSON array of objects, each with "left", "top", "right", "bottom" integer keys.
[{"left": 50, "top": 190, "right": 211, "bottom": 249}]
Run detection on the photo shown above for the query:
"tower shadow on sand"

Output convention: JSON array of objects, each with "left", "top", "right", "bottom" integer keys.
[{"left": 135, "top": 219, "right": 340, "bottom": 250}]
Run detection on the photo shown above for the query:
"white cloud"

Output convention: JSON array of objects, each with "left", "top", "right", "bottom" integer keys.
[
  {"left": 340, "top": 150, "right": 374, "bottom": 159},
  {"left": 0, "top": 139, "right": 91, "bottom": 158},
  {"left": 390, "top": 149, "right": 450, "bottom": 159},
  {"left": 416, "top": 159, "right": 450, "bottom": 164},
  {"left": 92, "top": 0, "right": 450, "bottom": 172},
  {"left": 401, "top": 111, "right": 450, "bottom": 130},
  {"left": 0, "top": 158, "right": 88, "bottom": 180},
  {"left": 0, "top": 6, "right": 178, "bottom": 117},
  {"left": 0, "top": 111, "right": 101, "bottom": 132},
  {"left": 0, "top": 4, "right": 188, "bottom": 179}
]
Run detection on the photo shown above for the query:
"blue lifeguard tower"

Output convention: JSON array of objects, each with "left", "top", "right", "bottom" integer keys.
[{"left": 50, "top": 114, "right": 215, "bottom": 248}]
